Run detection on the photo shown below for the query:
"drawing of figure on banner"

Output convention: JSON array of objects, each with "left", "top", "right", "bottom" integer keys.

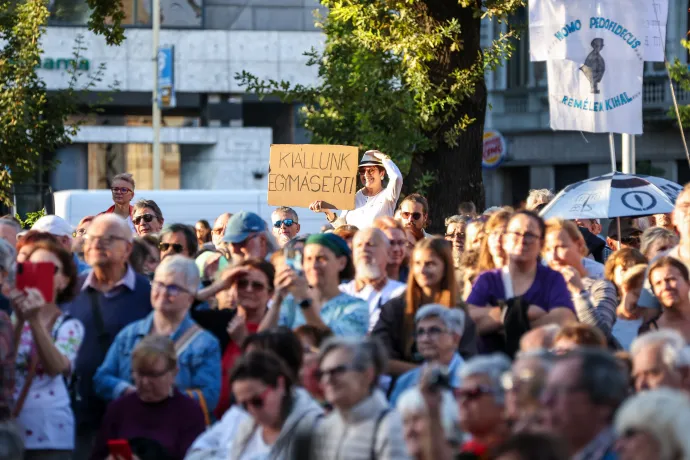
[{"left": 581, "top": 38, "right": 605, "bottom": 94}]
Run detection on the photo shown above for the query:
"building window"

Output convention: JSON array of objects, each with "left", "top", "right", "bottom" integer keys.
[
  {"left": 555, "top": 164, "right": 588, "bottom": 191},
  {"left": 48, "top": 0, "right": 203, "bottom": 28},
  {"left": 506, "top": 7, "right": 529, "bottom": 90}
]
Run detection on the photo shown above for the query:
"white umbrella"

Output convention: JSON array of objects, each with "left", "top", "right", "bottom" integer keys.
[{"left": 540, "top": 172, "right": 676, "bottom": 220}]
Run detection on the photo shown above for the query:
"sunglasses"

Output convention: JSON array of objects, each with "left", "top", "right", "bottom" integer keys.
[
  {"left": 273, "top": 219, "right": 295, "bottom": 228},
  {"left": 415, "top": 326, "right": 447, "bottom": 339},
  {"left": 72, "top": 228, "right": 87, "bottom": 238},
  {"left": 133, "top": 214, "right": 155, "bottom": 225},
  {"left": 401, "top": 211, "right": 422, "bottom": 221},
  {"left": 159, "top": 242, "right": 184, "bottom": 253},
  {"left": 236, "top": 278, "right": 267, "bottom": 292},
  {"left": 111, "top": 187, "right": 132, "bottom": 194},
  {"left": 238, "top": 387, "right": 272, "bottom": 412},
  {"left": 316, "top": 364, "right": 357, "bottom": 382},
  {"left": 453, "top": 384, "right": 494, "bottom": 401}
]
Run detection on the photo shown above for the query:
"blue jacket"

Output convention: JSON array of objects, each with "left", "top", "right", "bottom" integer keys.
[
  {"left": 389, "top": 353, "right": 464, "bottom": 405},
  {"left": 92, "top": 312, "right": 221, "bottom": 413}
]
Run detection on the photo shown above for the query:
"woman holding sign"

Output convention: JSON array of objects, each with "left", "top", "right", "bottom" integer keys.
[{"left": 310, "top": 150, "right": 403, "bottom": 229}]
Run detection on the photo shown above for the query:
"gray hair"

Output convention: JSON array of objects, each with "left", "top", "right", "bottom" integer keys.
[
  {"left": 0, "top": 218, "right": 21, "bottom": 234},
  {"left": 526, "top": 189, "right": 555, "bottom": 210},
  {"left": 319, "top": 336, "right": 388, "bottom": 390},
  {"left": 134, "top": 199, "right": 164, "bottom": 223},
  {"left": 631, "top": 330, "right": 687, "bottom": 370},
  {"left": 615, "top": 388, "right": 690, "bottom": 460},
  {"left": 415, "top": 304, "right": 465, "bottom": 337},
  {"left": 0, "top": 239, "right": 16, "bottom": 279},
  {"left": 113, "top": 172, "right": 135, "bottom": 189},
  {"left": 444, "top": 215, "right": 470, "bottom": 228},
  {"left": 396, "top": 387, "right": 462, "bottom": 444},
  {"left": 155, "top": 255, "right": 200, "bottom": 294},
  {"left": 90, "top": 214, "right": 134, "bottom": 242},
  {"left": 640, "top": 226, "right": 679, "bottom": 258},
  {"left": 272, "top": 206, "right": 299, "bottom": 223},
  {"left": 459, "top": 353, "right": 512, "bottom": 403},
  {"left": 0, "top": 421, "right": 24, "bottom": 459}
]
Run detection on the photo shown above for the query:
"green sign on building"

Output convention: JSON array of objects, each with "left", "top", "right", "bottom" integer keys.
[{"left": 37, "top": 58, "right": 90, "bottom": 71}]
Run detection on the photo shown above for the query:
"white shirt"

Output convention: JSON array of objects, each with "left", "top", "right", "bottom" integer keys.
[
  {"left": 238, "top": 427, "right": 271, "bottom": 460},
  {"left": 339, "top": 158, "right": 403, "bottom": 229},
  {"left": 339, "top": 278, "right": 406, "bottom": 331},
  {"left": 582, "top": 257, "right": 605, "bottom": 279}
]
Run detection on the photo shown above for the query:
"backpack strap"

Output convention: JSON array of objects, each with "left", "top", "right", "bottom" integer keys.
[
  {"left": 174, "top": 324, "right": 203, "bottom": 357},
  {"left": 370, "top": 408, "right": 391, "bottom": 460}
]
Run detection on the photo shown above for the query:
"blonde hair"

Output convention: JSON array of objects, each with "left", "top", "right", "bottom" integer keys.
[
  {"left": 131, "top": 335, "right": 177, "bottom": 372},
  {"left": 544, "top": 218, "right": 587, "bottom": 257},
  {"left": 113, "top": 172, "right": 135, "bottom": 189},
  {"left": 526, "top": 189, "right": 554, "bottom": 210},
  {"left": 477, "top": 209, "right": 513, "bottom": 272}
]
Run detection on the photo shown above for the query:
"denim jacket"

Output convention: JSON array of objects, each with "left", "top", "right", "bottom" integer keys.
[{"left": 93, "top": 312, "right": 221, "bottom": 412}]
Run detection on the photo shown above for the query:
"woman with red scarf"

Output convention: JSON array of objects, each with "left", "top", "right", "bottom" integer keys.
[
  {"left": 190, "top": 259, "right": 274, "bottom": 418},
  {"left": 102, "top": 173, "right": 136, "bottom": 233}
]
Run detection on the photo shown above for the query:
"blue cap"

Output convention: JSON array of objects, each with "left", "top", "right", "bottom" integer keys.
[{"left": 222, "top": 211, "right": 267, "bottom": 244}]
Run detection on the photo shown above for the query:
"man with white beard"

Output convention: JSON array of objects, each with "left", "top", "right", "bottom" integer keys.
[{"left": 339, "top": 227, "right": 406, "bottom": 331}]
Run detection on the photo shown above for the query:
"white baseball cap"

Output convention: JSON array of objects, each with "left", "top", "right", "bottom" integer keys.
[{"left": 31, "top": 215, "right": 74, "bottom": 237}]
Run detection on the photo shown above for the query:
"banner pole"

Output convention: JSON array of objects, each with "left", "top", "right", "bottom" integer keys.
[{"left": 609, "top": 133, "right": 617, "bottom": 172}]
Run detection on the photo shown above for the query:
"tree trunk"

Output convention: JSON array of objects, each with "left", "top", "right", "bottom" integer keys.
[{"left": 406, "top": 0, "right": 487, "bottom": 233}]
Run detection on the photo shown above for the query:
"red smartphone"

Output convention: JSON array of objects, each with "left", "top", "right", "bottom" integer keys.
[
  {"left": 16, "top": 262, "right": 54, "bottom": 304},
  {"left": 107, "top": 439, "right": 133, "bottom": 460}
]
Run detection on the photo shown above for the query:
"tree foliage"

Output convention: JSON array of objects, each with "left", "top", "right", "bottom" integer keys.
[
  {"left": 237, "top": 0, "right": 523, "bottom": 221},
  {"left": 668, "top": 39, "right": 690, "bottom": 126},
  {"left": 0, "top": 0, "right": 124, "bottom": 206}
]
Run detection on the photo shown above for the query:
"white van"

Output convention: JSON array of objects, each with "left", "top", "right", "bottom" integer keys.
[{"left": 53, "top": 190, "right": 327, "bottom": 236}]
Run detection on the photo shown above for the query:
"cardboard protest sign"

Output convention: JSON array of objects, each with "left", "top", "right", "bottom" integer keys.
[
  {"left": 529, "top": 0, "right": 667, "bottom": 62},
  {"left": 268, "top": 144, "right": 359, "bottom": 210}
]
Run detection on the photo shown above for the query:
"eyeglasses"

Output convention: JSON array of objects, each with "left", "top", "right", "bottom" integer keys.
[
  {"left": 152, "top": 280, "right": 190, "bottom": 297},
  {"left": 83, "top": 234, "right": 128, "bottom": 247},
  {"left": 133, "top": 214, "right": 155, "bottom": 225},
  {"left": 273, "top": 219, "right": 295, "bottom": 228},
  {"left": 445, "top": 232, "right": 466, "bottom": 240},
  {"left": 401, "top": 211, "right": 422, "bottom": 221},
  {"left": 159, "top": 242, "right": 184, "bottom": 253},
  {"left": 359, "top": 167, "right": 380, "bottom": 176},
  {"left": 620, "top": 236, "right": 641, "bottom": 246},
  {"left": 133, "top": 366, "right": 172, "bottom": 379},
  {"left": 236, "top": 278, "right": 267, "bottom": 292},
  {"left": 237, "top": 387, "right": 272, "bottom": 412},
  {"left": 72, "top": 228, "right": 88, "bottom": 238},
  {"left": 506, "top": 231, "right": 541, "bottom": 244},
  {"left": 316, "top": 364, "right": 357, "bottom": 382},
  {"left": 111, "top": 187, "right": 132, "bottom": 194},
  {"left": 453, "top": 384, "right": 494, "bottom": 401},
  {"left": 230, "top": 233, "right": 260, "bottom": 248},
  {"left": 415, "top": 326, "right": 447, "bottom": 339}
]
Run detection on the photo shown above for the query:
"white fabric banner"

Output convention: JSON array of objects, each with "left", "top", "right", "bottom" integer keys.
[
  {"left": 529, "top": 0, "right": 667, "bottom": 62},
  {"left": 537, "top": 0, "right": 645, "bottom": 134}
]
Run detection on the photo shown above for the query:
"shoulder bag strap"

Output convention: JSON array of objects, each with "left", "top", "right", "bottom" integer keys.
[
  {"left": 88, "top": 289, "right": 110, "bottom": 355},
  {"left": 174, "top": 324, "right": 203, "bottom": 357},
  {"left": 13, "top": 311, "right": 61, "bottom": 418},
  {"left": 370, "top": 408, "right": 391, "bottom": 460}
]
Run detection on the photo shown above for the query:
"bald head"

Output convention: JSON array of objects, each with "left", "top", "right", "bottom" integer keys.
[
  {"left": 520, "top": 325, "right": 561, "bottom": 353},
  {"left": 212, "top": 213, "right": 232, "bottom": 247},
  {"left": 85, "top": 214, "right": 134, "bottom": 268},
  {"left": 353, "top": 227, "right": 390, "bottom": 280}
]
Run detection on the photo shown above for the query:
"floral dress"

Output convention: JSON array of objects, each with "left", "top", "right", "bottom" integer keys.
[{"left": 13, "top": 314, "right": 85, "bottom": 450}]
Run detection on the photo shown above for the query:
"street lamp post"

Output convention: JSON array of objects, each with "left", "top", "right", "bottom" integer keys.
[{"left": 152, "top": 0, "right": 162, "bottom": 189}]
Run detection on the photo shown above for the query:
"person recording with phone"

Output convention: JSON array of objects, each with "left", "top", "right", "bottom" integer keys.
[
  {"left": 9, "top": 241, "right": 84, "bottom": 459},
  {"left": 309, "top": 150, "right": 403, "bottom": 229},
  {"left": 389, "top": 305, "right": 465, "bottom": 405}
]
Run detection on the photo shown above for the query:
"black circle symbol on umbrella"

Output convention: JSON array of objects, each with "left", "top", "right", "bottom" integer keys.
[{"left": 621, "top": 191, "right": 657, "bottom": 212}]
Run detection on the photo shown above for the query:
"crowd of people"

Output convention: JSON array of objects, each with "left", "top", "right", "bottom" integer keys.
[{"left": 0, "top": 157, "right": 688, "bottom": 460}]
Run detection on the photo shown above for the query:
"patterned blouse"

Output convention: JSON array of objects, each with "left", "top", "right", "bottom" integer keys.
[
  {"left": 279, "top": 293, "right": 369, "bottom": 337},
  {"left": 14, "top": 314, "right": 85, "bottom": 450}
]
